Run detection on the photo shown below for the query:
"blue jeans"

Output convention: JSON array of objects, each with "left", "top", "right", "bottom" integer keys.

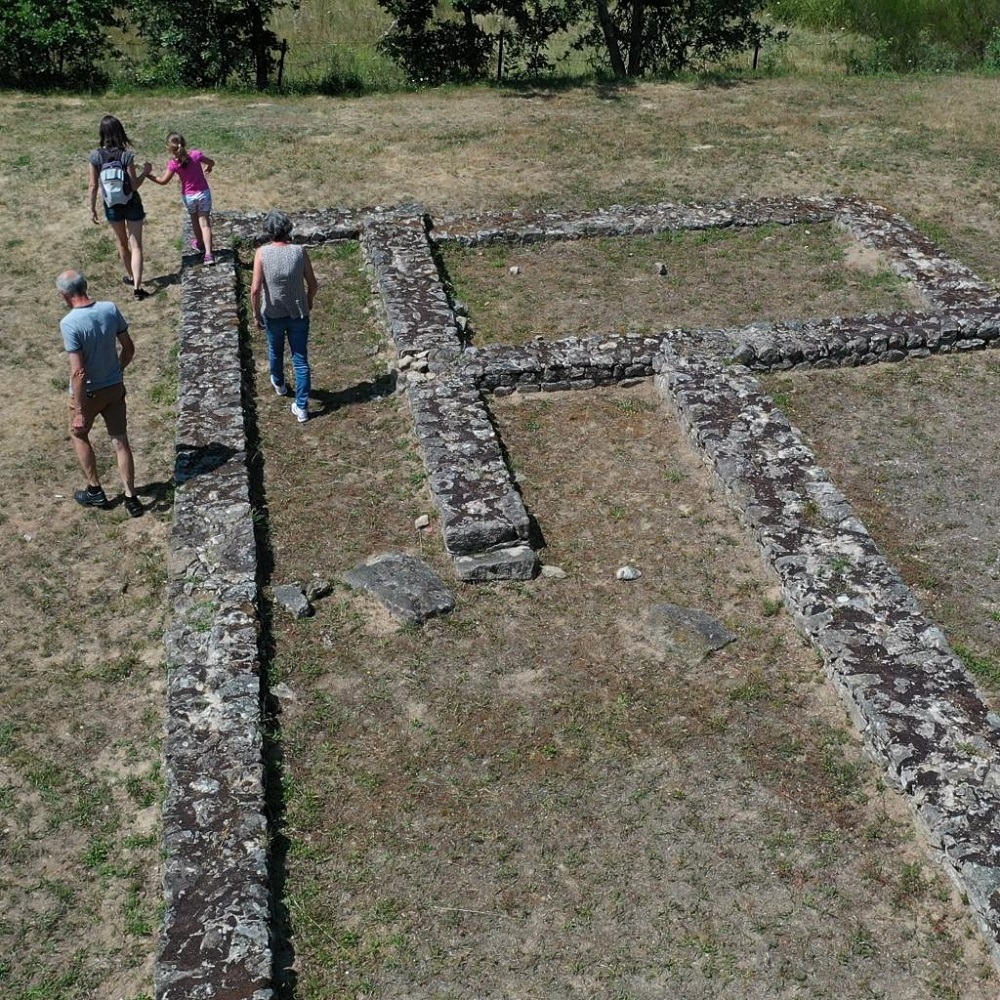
[{"left": 265, "top": 316, "right": 311, "bottom": 410}]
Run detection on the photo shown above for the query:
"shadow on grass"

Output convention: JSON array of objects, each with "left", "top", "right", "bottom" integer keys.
[
  {"left": 134, "top": 477, "right": 175, "bottom": 514},
  {"left": 308, "top": 371, "right": 398, "bottom": 417}
]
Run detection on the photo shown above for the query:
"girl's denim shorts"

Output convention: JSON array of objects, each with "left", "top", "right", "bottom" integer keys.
[{"left": 183, "top": 190, "right": 213, "bottom": 215}]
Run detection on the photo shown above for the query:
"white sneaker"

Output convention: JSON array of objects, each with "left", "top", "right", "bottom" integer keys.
[
  {"left": 270, "top": 375, "right": 289, "bottom": 396},
  {"left": 291, "top": 402, "right": 309, "bottom": 423}
]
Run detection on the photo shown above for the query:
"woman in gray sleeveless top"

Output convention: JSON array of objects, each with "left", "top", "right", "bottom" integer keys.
[{"left": 250, "top": 210, "right": 319, "bottom": 422}]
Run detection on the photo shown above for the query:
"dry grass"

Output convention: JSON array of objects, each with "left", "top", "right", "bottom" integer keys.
[
  {"left": 261, "top": 291, "right": 995, "bottom": 995},
  {"left": 441, "top": 222, "right": 920, "bottom": 343},
  {"left": 1, "top": 74, "right": 999, "bottom": 998},
  {"left": 761, "top": 353, "right": 1000, "bottom": 686}
]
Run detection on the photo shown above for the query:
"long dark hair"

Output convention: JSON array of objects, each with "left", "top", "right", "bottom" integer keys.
[{"left": 98, "top": 115, "right": 132, "bottom": 150}]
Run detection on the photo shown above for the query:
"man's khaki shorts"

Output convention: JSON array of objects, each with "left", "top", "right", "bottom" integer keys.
[{"left": 71, "top": 382, "right": 127, "bottom": 437}]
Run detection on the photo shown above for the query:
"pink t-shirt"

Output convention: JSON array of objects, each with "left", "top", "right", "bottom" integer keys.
[{"left": 168, "top": 149, "right": 210, "bottom": 196}]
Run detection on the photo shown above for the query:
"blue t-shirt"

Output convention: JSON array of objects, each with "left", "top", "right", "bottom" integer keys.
[{"left": 60, "top": 301, "right": 129, "bottom": 392}]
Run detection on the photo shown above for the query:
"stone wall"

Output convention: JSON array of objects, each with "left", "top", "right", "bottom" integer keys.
[
  {"left": 654, "top": 350, "right": 1000, "bottom": 965},
  {"left": 161, "top": 198, "right": 1000, "bottom": 996},
  {"left": 160, "top": 238, "right": 273, "bottom": 1000}
]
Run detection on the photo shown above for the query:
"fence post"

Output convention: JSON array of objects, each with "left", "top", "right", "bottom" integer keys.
[{"left": 277, "top": 39, "right": 288, "bottom": 87}]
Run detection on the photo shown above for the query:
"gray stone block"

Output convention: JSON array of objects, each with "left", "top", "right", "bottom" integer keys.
[
  {"left": 642, "top": 603, "right": 737, "bottom": 663},
  {"left": 453, "top": 545, "right": 539, "bottom": 582},
  {"left": 343, "top": 552, "right": 455, "bottom": 625}
]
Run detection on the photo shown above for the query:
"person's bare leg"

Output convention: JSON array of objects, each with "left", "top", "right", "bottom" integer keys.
[
  {"left": 109, "top": 219, "right": 132, "bottom": 283},
  {"left": 199, "top": 213, "right": 214, "bottom": 257},
  {"left": 127, "top": 220, "right": 144, "bottom": 289},
  {"left": 72, "top": 431, "right": 101, "bottom": 488},
  {"left": 110, "top": 434, "right": 136, "bottom": 496}
]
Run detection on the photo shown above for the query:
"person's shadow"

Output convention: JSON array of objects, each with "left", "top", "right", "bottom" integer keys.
[
  {"left": 306, "top": 371, "right": 398, "bottom": 417},
  {"left": 102, "top": 478, "right": 174, "bottom": 516}
]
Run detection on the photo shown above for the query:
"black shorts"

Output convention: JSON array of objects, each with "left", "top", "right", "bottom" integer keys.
[{"left": 104, "top": 191, "right": 146, "bottom": 224}]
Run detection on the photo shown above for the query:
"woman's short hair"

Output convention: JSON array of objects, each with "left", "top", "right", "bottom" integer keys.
[{"left": 262, "top": 210, "right": 293, "bottom": 241}]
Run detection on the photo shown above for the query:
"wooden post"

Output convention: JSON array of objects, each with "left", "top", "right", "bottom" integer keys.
[{"left": 277, "top": 39, "right": 288, "bottom": 87}]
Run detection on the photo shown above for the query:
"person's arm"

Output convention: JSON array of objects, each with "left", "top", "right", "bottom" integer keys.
[
  {"left": 303, "top": 251, "right": 318, "bottom": 312},
  {"left": 88, "top": 162, "right": 100, "bottom": 225},
  {"left": 200, "top": 154, "right": 215, "bottom": 175},
  {"left": 126, "top": 158, "right": 146, "bottom": 191},
  {"left": 145, "top": 163, "right": 177, "bottom": 186},
  {"left": 250, "top": 249, "right": 265, "bottom": 327},
  {"left": 68, "top": 351, "right": 89, "bottom": 437},
  {"left": 117, "top": 329, "right": 135, "bottom": 370}
]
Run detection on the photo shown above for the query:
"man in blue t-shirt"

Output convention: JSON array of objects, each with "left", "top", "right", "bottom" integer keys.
[{"left": 57, "top": 269, "right": 143, "bottom": 517}]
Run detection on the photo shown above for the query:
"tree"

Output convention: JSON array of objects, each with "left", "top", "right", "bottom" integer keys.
[
  {"left": 377, "top": 0, "right": 492, "bottom": 85},
  {"left": 0, "top": 0, "right": 119, "bottom": 89},
  {"left": 377, "top": 0, "right": 778, "bottom": 84},
  {"left": 581, "top": 0, "right": 781, "bottom": 78},
  {"left": 129, "top": 0, "right": 285, "bottom": 88},
  {"left": 377, "top": 0, "right": 578, "bottom": 84}
]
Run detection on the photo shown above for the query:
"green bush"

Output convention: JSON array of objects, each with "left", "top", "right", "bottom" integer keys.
[
  {"left": 0, "top": 0, "right": 118, "bottom": 89},
  {"left": 768, "top": 0, "right": 1000, "bottom": 71},
  {"left": 983, "top": 27, "right": 1000, "bottom": 71}
]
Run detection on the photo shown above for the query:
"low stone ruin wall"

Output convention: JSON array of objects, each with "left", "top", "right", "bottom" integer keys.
[
  {"left": 159, "top": 197, "right": 1000, "bottom": 997},
  {"left": 358, "top": 195, "right": 999, "bottom": 580},
  {"left": 655, "top": 350, "right": 1000, "bottom": 965},
  {"left": 160, "top": 240, "right": 273, "bottom": 1000}
]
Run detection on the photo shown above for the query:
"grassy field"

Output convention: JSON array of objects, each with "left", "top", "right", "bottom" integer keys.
[{"left": 0, "top": 73, "right": 999, "bottom": 998}]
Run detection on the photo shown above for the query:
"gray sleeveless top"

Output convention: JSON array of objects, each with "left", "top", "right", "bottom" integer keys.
[{"left": 260, "top": 243, "right": 309, "bottom": 319}]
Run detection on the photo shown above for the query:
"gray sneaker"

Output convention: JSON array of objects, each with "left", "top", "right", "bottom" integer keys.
[
  {"left": 291, "top": 402, "right": 309, "bottom": 423},
  {"left": 270, "top": 375, "right": 289, "bottom": 396},
  {"left": 74, "top": 485, "right": 108, "bottom": 508}
]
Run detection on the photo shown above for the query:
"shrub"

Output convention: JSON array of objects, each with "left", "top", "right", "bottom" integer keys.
[{"left": 0, "top": 0, "right": 118, "bottom": 89}]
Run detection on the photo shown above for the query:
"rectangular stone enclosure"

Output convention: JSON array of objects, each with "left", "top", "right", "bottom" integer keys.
[{"left": 160, "top": 198, "right": 1000, "bottom": 999}]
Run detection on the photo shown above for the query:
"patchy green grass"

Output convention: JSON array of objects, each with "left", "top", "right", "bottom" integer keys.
[{"left": 3, "top": 73, "right": 1000, "bottom": 997}]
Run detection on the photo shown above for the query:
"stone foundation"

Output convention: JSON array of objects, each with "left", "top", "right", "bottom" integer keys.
[
  {"left": 160, "top": 197, "right": 1000, "bottom": 996},
  {"left": 655, "top": 351, "right": 1000, "bottom": 964},
  {"left": 159, "top": 240, "right": 272, "bottom": 1000}
]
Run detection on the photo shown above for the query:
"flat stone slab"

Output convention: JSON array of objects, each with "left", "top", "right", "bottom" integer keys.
[
  {"left": 643, "top": 603, "right": 736, "bottom": 662},
  {"left": 343, "top": 553, "right": 456, "bottom": 625}
]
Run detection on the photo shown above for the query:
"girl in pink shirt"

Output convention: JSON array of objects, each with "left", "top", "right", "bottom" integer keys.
[{"left": 146, "top": 132, "right": 217, "bottom": 264}]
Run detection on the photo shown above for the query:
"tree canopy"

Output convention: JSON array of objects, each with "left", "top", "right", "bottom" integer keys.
[
  {"left": 129, "top": 0, "right": 285, "bottom": 88},
  {"left": 0, "top": 0, "right": 119, "bottom": 88},
  {"left": 376, "top": 0, "right": 781, "bottom": 83}
]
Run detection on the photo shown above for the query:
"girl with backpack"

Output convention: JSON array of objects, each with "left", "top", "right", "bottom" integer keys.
[
  {"left": 88, "top": 115, "right": 151, "bottom": 301},
  {"left": 144, "top": 132, "right": 217, "bottom": 265}
]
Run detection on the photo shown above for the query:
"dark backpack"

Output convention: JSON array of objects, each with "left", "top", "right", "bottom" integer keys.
[{"left": 98, "top": 149, "right": 132, "bottom": 207}]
